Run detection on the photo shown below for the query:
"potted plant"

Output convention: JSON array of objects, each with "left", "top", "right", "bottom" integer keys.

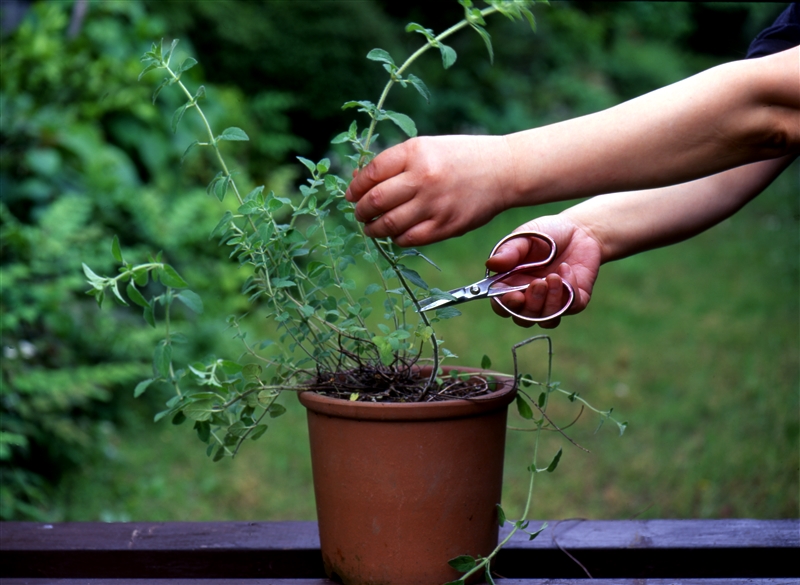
[{"left": 84, "top": 2, "right": 625, "bottom": 583}]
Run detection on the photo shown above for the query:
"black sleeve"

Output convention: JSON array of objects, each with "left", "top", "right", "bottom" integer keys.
[{"left": 746, "top": 2, "right": 800, "bottom": 58}]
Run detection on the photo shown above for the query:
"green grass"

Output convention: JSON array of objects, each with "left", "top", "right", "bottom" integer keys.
[{"left": 58, "top": 161, "right": 798, "bottom": 522}]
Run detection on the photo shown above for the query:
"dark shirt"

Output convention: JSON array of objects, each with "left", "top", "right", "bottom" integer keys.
[{"left": 747, "top": 2, "right": 800, "bottom": 58}]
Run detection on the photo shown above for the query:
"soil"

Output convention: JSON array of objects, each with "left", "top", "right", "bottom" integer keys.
[{"left": 311, "top": 364, "right": 498, "bottom": 403}]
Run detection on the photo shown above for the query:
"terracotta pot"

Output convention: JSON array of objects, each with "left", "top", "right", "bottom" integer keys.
[{"left": 298, "top": 366, "right": 516, "bottom": 585}]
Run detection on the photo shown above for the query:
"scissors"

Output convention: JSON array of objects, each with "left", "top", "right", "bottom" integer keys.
[{"left": 416, "top": 231, "right": 575, "bottom": 323}]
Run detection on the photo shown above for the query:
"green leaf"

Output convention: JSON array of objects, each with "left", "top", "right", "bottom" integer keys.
[
  {"left": 111, "top": 235, "right": 123, "bottom": 263},
  {"left": 448, "top": 555, "right": 476, "bottom": 572},
  {"left": 160, "top": 264, "right": 188, "bottom": 288},
  {"left": 496, "top": 503, "right": 506, "bottom": 527},
  {"left": 434, "top": 306, "right": 461, "bottom": 320},
  {"left": 171, "top": 102, "right": 190, "bottom": 133},
  {"left": 172, "top": 411, "right": 187, "bottom": 425},
  {"left": 143, "top": 303, "right": 156, "bottom": 328},
  {"left": 134, "top": 378, "right": 155, "bottom": 398},
  {"left": 407, "top": 73, "right": 431, "bottom": 103},
  {"left": 152, "top": 77, "right": 169, "bottom": 104},
  {"left": 210, "top": 211, "right": 234, "bottom": 241},
  {"left": 176, "top": 289, "right": 203, "bottom": 313},
  {"left": 217, "top": 127, "right": 249, "bottom": 141},
  {"left": 538, "top": 391, "right": 546, "bottom": 408},
  {"left": 153, "top": 342, "right": 172, "bottom": 378},
  {"left": 183, "top": 399, "right": 216, "bottom": 422},
  {"left": 268, "top": 404, "right": 287, "bottom": 418},
  {"left": 527, "top": 522, "right": 548, "bottom": 541},
  {"left": 194, "top": 420, "right": 211, "bottom": 443},
  {"left": 250, "top": 425, "right": 268, "bottom": 440},
  {"left": 470, "top": 23, "right": 494, "bottom": 63},
  {"left": 181, "top": 140, "right": 200, "bottom": 164},
  {"left": 384, "top": 111, "right": 417, "bottom": 138},
  {"left": 515, "top": 394, "right": 533, "bottom": 420},
  {"left": 438, "top": 42, "right": 457, "bottom": 69},
  {"left": 546, "top": 447, "right": 563, "bottom": 473},
  {"left": 481, "top": 355, "right": 492, "bottom": 369},
  {"left": 366, "top": 48, "right": 395, "bottom": 65},
  {"left": 398, "top": 266, "right": 428, "bottom": 290},
  {"left": 297, "top": 156, "right": 317, "bottom": 174},
  {"left": 178, "top": 57, "right": 197, "bottom": 73}
]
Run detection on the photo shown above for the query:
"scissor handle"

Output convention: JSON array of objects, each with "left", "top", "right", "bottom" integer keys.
[{"left": 485, "top": 231, "right": 575, "bottom": 323}]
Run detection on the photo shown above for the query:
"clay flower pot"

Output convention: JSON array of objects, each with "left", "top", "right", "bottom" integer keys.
[{"left": 298, "top": 366, "right": 516, "bottom": 585}]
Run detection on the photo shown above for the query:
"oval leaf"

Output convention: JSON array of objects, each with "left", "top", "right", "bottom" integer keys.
[{"left": 218, "top": 127, "right": 249, "bottom": 141}]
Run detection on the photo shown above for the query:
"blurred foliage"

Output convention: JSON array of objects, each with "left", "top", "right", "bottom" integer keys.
[
  {"left": 0, "top": 0, "right": 791, "bottom": 520},
  {"left": 0, "top": 0, "right": 298, "bottom": 519}
]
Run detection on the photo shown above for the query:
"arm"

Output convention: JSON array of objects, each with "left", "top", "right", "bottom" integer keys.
[
  {"left": 346, "top": 47, "right": 800, "bottom": 247},
  {"left": 487, "top": 155, "right": 796, "bottom": 328}
]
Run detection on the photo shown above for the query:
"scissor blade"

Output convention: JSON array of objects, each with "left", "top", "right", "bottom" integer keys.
[{"left": 416, "top": 287, "right": 469, "bottom": 313}]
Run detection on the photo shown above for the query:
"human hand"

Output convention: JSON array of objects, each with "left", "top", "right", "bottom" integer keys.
[
  {"left": 485, "top": 215, "right": 602, "bottom": 329},
  {"left": 345, "top": 135, "right": 517, "bottom": 247}
]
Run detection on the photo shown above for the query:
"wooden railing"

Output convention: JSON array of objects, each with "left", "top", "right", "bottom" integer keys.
[{"left": 1, "top": 519, "right": 798, "bottom": 584}]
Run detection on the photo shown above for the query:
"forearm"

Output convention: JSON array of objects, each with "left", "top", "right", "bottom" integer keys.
[
  {"left": 504, "top": 47, "right": 800, "bottom": 207},
  {"left": 561, "top": 156, "right": 796, "bottom": 263}
]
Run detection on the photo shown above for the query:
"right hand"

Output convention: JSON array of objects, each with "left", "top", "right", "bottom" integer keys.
[{"left": 485, "top": 215, "right": 602, "bottom": 329}]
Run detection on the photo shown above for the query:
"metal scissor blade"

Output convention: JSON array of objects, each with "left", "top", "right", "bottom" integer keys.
[{"left": 416, "top": 286, "right": 471, "bottom": 313}]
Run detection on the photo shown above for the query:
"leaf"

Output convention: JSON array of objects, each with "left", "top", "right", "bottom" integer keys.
[
  {"left": 528, "top": 522, "right": 548, "bottom": 541},
  {"left": 538, "top": 391, "right": 546, "bottom": 408},
  {"left": 297, "top": 156, "right": 317, "bottom": 174},
  {"left": 407, "top": 73, "right": 431, "bottom": 103},
  {"left": 470, "top": 23, "right": 494, "bottom": 63},
  {"left": 250, "top": 425, "right": 268, "bottom": 440},
  {"left": 153, "top": 342, "right": 172, "bottom": 378},
  {"left": 515, "top": 394, "right": 533, "bottom": 420},
  {"left": 125, "top": 284, "right": 149, "bottom": 309},
  {"left": 217, "top": 127, "right": 249, "bottom": 142},
  {"left": 481, "top": 354, "right": 492, "bottom": 369},
  {"left": 366, "top": 48, "right": 395, "bottom": 65},
  {"left": 160, "top": 264, "right": 188, "bottom": 288},
  {"left": 268, "top": 404, "right": 287, "bottom": 418},
  {"left": 546, "top": 447, "right": 563, "bottom": 473},
  {"left": 496, "top": 503, "right": 506, "bottom": 527},
  {"left": 152, "top": 77, "right": 169, "bottom": 104},
  {"left": 434, "top": 306, "right": 461, "bottom": 320},
  {"left": 171, "top": 102, "right": 190, "bottom": 133},
  {"left": 448, "top": 555, "right": 476, "bottom": 572},
  {"left": 210, "top": 211, "right": 234, "bottom": 241},
  {"left": 194, "top": 420, "right": 211, "bottom": 443},
  {"left": 172, "top": 411, "right": 187, "bottom": 425},
  {"left": 111, "top": 235, "right": 123, "bottom": 263},
  {"left": 143, "top": 304, "right": 156, "bottom": 328},
  {"left": 384, "top": 111, "right": 417, "bottom": 137},
  {"left": 134, "top": 378, "right": 155, "bottom": 398},
  {"left": 181, "top": 140, "right": 200, "bottom": 164},
  {"left": 438, "top": 42, "right": 457, "bottom": 69},
  {"left": 183, "top": 399, "right": 216, "bottom": 422},
  {"left": 176, "top": 289, "right": 203, "bottom": 313},
  {"left": 398, "top": 266, "right": 428, "bottom": 290},
  {"left": 178, "top": 57, "right": 197, "bottom": 73}
]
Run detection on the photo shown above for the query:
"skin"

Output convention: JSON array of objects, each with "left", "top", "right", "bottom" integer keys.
[{"left": 344, "top": 47, "right": 800, "bottom": 327}]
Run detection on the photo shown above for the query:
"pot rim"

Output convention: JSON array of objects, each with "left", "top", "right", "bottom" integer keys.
[{"left": 297, "top": 366, "right": 517, "bottom": 422}]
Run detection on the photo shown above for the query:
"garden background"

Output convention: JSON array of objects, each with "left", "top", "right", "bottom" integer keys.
[{"left": 1, "top": 0, "right": 797, "bottom": 522}]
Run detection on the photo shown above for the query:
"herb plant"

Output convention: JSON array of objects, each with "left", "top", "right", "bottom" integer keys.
[{"left": 84, "top": 1, "right": 625, "bottom": 583}]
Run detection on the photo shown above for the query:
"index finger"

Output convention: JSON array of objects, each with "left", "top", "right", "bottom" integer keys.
[{"left": 345, "top": 145, "right": 408, "bottom": 203}]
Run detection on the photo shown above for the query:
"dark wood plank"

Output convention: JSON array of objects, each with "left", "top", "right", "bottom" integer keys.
[
  {"left": 493, "top": 519, "right": 800, "bottom": 579},
  {"left": 1, "top": 520, "right": 797, "bottom": 580}
]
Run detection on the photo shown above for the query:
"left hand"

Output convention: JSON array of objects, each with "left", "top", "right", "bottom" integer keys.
[{"left": 485, "top": 215, "right": 602, "bottom": 328}]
